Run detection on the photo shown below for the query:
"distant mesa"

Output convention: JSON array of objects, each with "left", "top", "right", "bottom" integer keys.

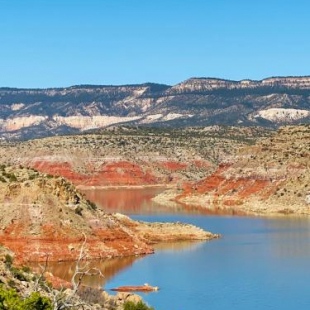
[{"left": 0, "top": 75, "right": 310, "bottom": 140}]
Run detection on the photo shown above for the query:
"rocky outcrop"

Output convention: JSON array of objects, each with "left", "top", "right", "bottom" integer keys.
[
  {"left": 172, "top": 125, "right": 310, "bottom": 215},
  {"left": 1, "top": 76, "right": 310, "bottom": 140},
  {"left": 252, "top": 108, "right": 310, "bottom": 122},
  {"left": 0, "top": 166, "right": 217, "bottom": 263},
  {"left": 111, "top": 284, "right": 159, "bottom": 292},
  {"left": 0, "top": 245, "right": 147, "bottom": 310},
  {"left": 131, "top": 219, "right": 219, "bottom": 243}
]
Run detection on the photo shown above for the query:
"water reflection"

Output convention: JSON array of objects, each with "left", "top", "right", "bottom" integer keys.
[
  {"left": 80, "top": 187, "right": 168, "bottom": 214},
  {"left": 81, "top": 187, "right": 248, "bottom": 216},
  {"left": 153, "top": 240, "right": 205, "bottom": 252},
  {"left": 31, "top": 256, "right": 143, "bottom": 288},
  {"left": 260, "top": 216, "right": 310, "bottom": 259},
  {"left": 32, "top": 241, "right": 207, "bottom": 288}
]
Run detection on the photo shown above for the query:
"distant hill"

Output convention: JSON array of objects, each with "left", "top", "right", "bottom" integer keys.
[
  {"left": 0, "top": 126, "right": 271, "bottom": 187},
  {"left": 0, "top": 76, "right": 310, "bottom": 140},
  {"left": 174, "top": 124, "right": 310, "bottom": 215}
]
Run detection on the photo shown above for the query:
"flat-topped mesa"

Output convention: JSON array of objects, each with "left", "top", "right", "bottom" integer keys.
[
  {"left": 261, "top": 76, "right": 310, "bottom": 88},
  {"left": 167, "top": 76, "right": 310, "bottom": 93},
  {"left": 1, "top": 76, "right": 310, "bottom": 140},
  {"left": 166, "top": 78, "right": 237, "bottom": 93}
]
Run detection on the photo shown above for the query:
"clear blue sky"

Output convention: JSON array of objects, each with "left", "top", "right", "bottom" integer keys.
[{"left": 0, "top": 0, "right": 309, "bottom": 87}]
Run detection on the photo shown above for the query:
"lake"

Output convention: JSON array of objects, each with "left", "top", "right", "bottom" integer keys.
[{"left": 77, "top": 188, "right": 310, "bottom": 309}]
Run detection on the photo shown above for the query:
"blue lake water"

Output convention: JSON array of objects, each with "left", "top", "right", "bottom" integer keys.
[{"left": 85, "top": 189, "right": 310, "bottom": 310}]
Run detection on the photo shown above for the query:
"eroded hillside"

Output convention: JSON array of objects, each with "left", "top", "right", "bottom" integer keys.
[
  {"left": 0, "top": 126, "right": 271, "bottom": 187},
  {"left": 0, "top": 166, "right": 217, "bottom": 263},
  {"left": 172, "top": 125, "right": 310, "bottom": 215}
]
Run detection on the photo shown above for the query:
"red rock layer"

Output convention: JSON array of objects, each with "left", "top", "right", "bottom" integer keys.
[
  {"left": 0, "top": 224, "right": 153, "bottom": 263},
  {"left": 157, "top": 161, "right": 188, "bottom": 171},
  {"left": 31, "top": 159, "right": 207, "bottom": 187},
  {"left": 33, "top": 161, "right": 159, "bottom": 186},
  {"left": 177, "top": 164, "right": 281, "bottom": 208}
]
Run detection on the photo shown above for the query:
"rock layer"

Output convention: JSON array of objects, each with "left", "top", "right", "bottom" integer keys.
[
  {"left": 1, "top": 76, "right": 310, "bottom": 140},
  {"left": 0, "top": 166, "right": 217, "bottom": 263},
  {"left": 0, "top": 126, "right": 269, "bottom": 187},
  {"left": 173, "top": 125, "right": 310, "bottom": 215}
]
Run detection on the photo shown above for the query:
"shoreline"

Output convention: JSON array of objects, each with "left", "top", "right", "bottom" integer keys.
[
  {"left": 77, "top": 184, "right": 174, "bottom": 190},
  {"left": 78, "top": 184, "right": 310, "bottom": 218},
  {"left": 152, "top": 188, "right": 310, "bottom": 218}
]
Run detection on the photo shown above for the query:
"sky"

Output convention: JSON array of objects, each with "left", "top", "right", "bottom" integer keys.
[{"left": 0, "top": 0, "right": 309, "bottom": 88}]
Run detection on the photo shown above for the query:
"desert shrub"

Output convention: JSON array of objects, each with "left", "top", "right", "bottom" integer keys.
[
  {"left": 7, "top": 279, "right": 16, "bottom": 288},
  {"left": 87, "top": 199, "right": 97, "bottom": 211},
  {"left": 23, "top": 292, "right": 52, "bottom": 310},
  {"left": 77, "top": 286, "right": 106, "bottom": 305},
  {"left": 4, "top": 254, "right": 13, "bottom": 268},
  {"left": 29, "top": 174, "right": 37, "bottom": 180},
  {"left": 123, "top": 300, "right": 154, "bottom": 310},
  {"left": 8, "top": 173, "right": 17, "bottom": 182},
  {"left": 75, "top": 206, "right": 83, "bottom": 216},
  {"left": 21, "top": 266, "right": 31, "bottom": 273},
  {"left": 11, "top": 267, "right": 29, "bottom": 282},
  {"left": 0, "top": 286, "right": 52, "bottom": 310}
]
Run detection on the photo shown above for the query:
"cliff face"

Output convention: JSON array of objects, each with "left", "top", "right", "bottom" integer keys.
[
  {"left": 176, "top": 125, "right": 310, "bottom": 215},
  {"left": 1, "top": 76, "right": 309, "bottom": 140}
]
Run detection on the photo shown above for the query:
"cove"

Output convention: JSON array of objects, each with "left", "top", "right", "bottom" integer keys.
[{"left": 83, "top": 188, "right": 310, "bottom": 309}]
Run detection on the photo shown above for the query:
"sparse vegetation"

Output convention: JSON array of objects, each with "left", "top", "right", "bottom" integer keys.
[
  {"left": 0, "top": 126, "right": 272, "bottom": 184},
  {"left": 4, "top": 254, "right": 13, "bottom": 269},
  {"left": 87, "top": 199, "right": 97, "bottom": 211},
  {"left": 75, "top": 206, "right": 83, "bottom": 216},
  {"left": 0, "top": 285, "right": 51, "bottom": 310},
  {"left": 123, "top": 300, "right": 154, "bottom": 310}
]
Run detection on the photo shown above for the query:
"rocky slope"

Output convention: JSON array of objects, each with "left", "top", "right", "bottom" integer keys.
[
  {"left": 1, "top": 76, "right": 310, "bottom": 140},
  {"left": 0, "top": 245, "right": 150, "bottom": 310},
  {"left": 0, "top": 166, "right": 217, "bottom": 263},
  {"left": 164, "top": 125, "right": 310, "bottom": 215},
  {"left": 0, "top": 126, "right": 270, "bottom": 187}
]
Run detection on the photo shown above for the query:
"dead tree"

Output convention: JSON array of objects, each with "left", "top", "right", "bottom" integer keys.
[{"left": 34, "top": 233, "right": 104, "bottom": 310}]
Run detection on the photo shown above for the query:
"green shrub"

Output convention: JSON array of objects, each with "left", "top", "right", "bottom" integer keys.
[
  {"left": 23, "top": 292, "right": 52, "bottom": 310},
  {"left": 11, "top": 267, "right": 28, "bottom": 282},
  {"left": 7, "top": 279, "right": 16, "bottom": 288},
  {"left": 9, "top": 173, "right": 17, "bottom": 182},
  {"left": 75, "top": 206, "right": 83, "bottom": 216},
  {"left": 123, "top": 300, "right": 154, "bottom": 310},
  {"left": 29, "top": 174, "right": 37, "bottom": 180},
  {"left": 4, "top": 254, "right": 13, "bottom": 268},
  {"left": 21, "top": 266, "right": 31, "bottom": 273},
  {"left": 87, "top": 199, "right": 97, "bottom": 211},
  {"left": 0, "top": 286, "right": 52, "bottom": 310}
]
